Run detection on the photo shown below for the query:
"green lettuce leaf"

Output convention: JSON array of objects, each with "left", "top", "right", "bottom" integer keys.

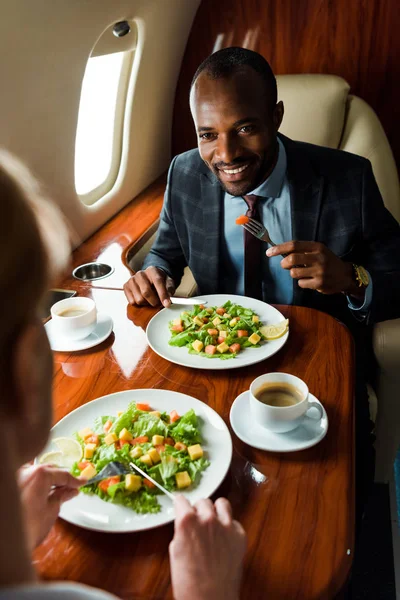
[{"left": 168, "top": 409, "right": 201, "bottom": 444}]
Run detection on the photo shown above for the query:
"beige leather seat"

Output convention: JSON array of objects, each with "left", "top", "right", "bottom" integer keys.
[
  {"left": 277, "top": 74, "right": 400, "bottom": 482},
  {"left": 130, "top": 74, "right": 400, "bottom": 482}
]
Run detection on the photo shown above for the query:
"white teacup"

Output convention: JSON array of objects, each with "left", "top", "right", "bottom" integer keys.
[
  {"left": 50, "top": 297, "right": 97, "bottom": 341},
  {"left": 250, "top": 372, "right": 323, "bottom": 433}
]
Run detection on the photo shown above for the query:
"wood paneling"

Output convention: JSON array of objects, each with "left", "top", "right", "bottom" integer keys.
[
  {"left": 35, "top": 289, "right": 355, "bottom": 600},
  {"left": 172, "top": 0, "right": 400, "bottom": 165}
]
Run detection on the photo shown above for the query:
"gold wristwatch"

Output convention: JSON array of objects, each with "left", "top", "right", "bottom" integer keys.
[{"left": 352, "top": 264, "right": 369, "bottom": 288}]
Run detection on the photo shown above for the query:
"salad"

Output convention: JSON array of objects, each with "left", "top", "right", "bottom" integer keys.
[
  {"left": 168, "top": 300, "right": 266, "bottom": 359},
  {"left": 71, "top": 401, "right": 209, "bottom": 514}
]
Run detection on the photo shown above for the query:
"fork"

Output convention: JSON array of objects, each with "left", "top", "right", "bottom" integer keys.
[
  {"left": 86, "top": 460, "right": 175, "bottom": 500},
  {"left": 241, "top": 217, "right": 289, "bottom": 258}
]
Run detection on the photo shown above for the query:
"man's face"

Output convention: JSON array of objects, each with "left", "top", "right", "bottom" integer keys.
[{"left": 190, "top": 68, "right": 283, "bottom": 196}]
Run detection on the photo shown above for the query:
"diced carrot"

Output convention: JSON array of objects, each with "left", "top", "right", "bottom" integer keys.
[
  {"left": 132, "top": 436, "right": 149, "bottom": 444},
  {"left": 155, "top": 444, "right": 166, "bottom": 454},
  {"left": 174, "top": 442, "right": 187, "bottom": 451},
  {"left": 78, "top": 461, "right": 91, "bottom": 471},
  {"left": 143, "top": 479, "right": 155, "bottom": 489},
  {"left": 118, "top": 439, "right": 131, "bottom": 449},
  {"left": 229, "top": 343, "right": 241, "bottom": 354},
  {"left": 137, "top": 403, "right": 150, "bottom": 411},
  {"left": 202, "top": 317, "right": 209, "bottom": 323},
  {"left": 217, "top": 336, "right": 225, "bottom": 344},
  {"left": 103, "top": 419, "right": 113, "bottom": 433},
  {"left": 207, "top": 328, "right": 219, "bottom": 336},
  {"left": 199, "top": 304, "right": 205, "bottom": 309},
  {"left": 98, "top": 476, "right": 120, "bottom": 493},
  {"left": 205, "top": 344, "right": 217, "bottom": 355},
  {"left": 86, "top": 434, "right": 99, "bottom": 446},
  {"left": 165, "top": 437, "right": 175, "bottom": 446},
  {"left": 236, "top": 214, "right": 249, "bottom": 225},
  {"left": 237, "top": 330, "right": 249, "bottom": 337},
  {"left": 216, "top": 307, "right": 225, "bottom": 315},
  {"left": 170, "top": 410, "right": 180, "bottom": 423},
  {"left": 172, "top": 324, "right": 184, "bottom": 332}
]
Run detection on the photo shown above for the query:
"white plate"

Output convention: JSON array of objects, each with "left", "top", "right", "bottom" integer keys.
[
  {"left": 45, "top": 313, "right": 113, "bottom": 352},
  {"left": 230, "top": 391, "right": 328, "bottom": 452},
  {"left": 40, "top": 389, "right": 232, "bottom": 532},
  {"left": 146, "top": 294, "right": 288, "bottom": 370}
]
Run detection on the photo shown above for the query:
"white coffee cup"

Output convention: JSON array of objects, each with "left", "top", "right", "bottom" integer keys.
[
  {"left": 250, "top": 372, "right": 323, "bottom": 433},
  {"left": 50, "top": 297, "right": 97, "bottom": 340}
]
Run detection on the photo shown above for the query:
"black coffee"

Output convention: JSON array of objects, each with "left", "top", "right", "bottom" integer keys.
[{"left": 254, "top": 382, "right": 304, "bottom": 407}]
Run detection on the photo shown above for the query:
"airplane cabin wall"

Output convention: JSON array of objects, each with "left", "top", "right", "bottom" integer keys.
[
  {"left": 173, "top": 0, "right": 400, "bottom": 169},
  {"left": 0, "top": 0, "right": 199, "bottom": 243}
]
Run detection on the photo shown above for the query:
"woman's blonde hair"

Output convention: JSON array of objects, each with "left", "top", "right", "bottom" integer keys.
[{"left": 0, "top": 150, "right": 70, "bottom": 353}]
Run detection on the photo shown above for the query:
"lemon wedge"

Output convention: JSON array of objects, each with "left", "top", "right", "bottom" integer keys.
[
  {"left": 260, "top": 319, "right": 289, "bottom": 340},
  {"left": 38, "top": 450, "right": 67, "bottom": 467},
  {"left": 53, "top": 437, "right": 83, "bottom": 467}
]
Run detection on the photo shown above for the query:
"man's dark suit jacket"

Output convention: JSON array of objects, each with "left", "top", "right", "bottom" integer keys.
[{"left": 143, "top": 134, "right": 400, "bottom": 330}]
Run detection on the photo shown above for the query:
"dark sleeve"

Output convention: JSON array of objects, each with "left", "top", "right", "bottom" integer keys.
[
  {"left": 141, "top": 156, "right": 187, "bottom": 286},
  {"left": 361, "top": 161, "right": 400, "bottom": 323}
]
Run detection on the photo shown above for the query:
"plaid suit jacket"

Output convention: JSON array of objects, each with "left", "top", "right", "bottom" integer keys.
[{"left": 142, "top": 134, "right": 400, "bottom": 326}]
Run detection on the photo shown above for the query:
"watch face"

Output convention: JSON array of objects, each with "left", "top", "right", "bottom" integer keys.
[{"left": 357, "top": 266, "right": 369, "bottom": 286}]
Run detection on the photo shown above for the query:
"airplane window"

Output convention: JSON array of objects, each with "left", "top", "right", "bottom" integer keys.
[{"left": 74, "top": 48, "right": 133, "bottom": 205}]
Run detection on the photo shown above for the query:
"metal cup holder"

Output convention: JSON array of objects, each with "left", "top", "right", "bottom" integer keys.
[{"left": 72, "top": 262, "right": 114, "bottom": 281}]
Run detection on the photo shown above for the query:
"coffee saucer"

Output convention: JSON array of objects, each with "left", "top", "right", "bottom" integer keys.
[
  {"left": 45, "top": 313, "right": 113, "bottom": 352},
  {"left": 229, "top": 391, "right": 328, "bottom": 452}
]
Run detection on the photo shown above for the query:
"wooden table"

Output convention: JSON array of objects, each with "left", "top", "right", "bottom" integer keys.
[{"left": 34, "top": 286, "right": 355, "bottom": 600}]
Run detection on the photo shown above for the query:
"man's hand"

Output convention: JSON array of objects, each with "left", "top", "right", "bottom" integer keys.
[
  {"left": 169, "top": 496, "right": 246, "bottom": 600},
  {"left": 267, "top": 241, "right": 364, "bottom": 298},
  {"left": 123, "top": 266, "right": 176, "bottom": 307},
  {"left": 18, "top": 465, "right": 83, "bottom": 550}
]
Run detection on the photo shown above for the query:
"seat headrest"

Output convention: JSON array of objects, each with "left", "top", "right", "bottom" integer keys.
[{"left": 276, "top": 74, "right": 350, "bottom": 149}]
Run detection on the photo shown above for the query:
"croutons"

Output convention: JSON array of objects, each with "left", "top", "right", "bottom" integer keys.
[
  {"left": 80, "top": 464, "right": 97, "bottom": 479},
  {"left": 152, "top": 434, "right": 164, "bottom": 446},
  {"left": 84, "top": 443, "right": 97, "bottom": 459},
  {"left": 192, "top": 340, "right": 204, "bottom": 352},
  {"left": 130, "top": 446, "right": 143, "bottom": 459},
  {"left": 125, "top": 474, "right": 142, "bottom": 492},
  {"left": 217, "top": 341, "right": 229, "bottom": 353},
  {"left": 193, "top": 316, "right": 204, "bottom": 327},
  {"left": 248, "top": 332, "right": 261, "bottom": 344},
  {"left": 150, "top": 411, "right": 161, "bottom": 418},
  {"left": 188, "top": 444, "right": 204, "bottom": 461},
  {"left": 148, "top": 447, "right": 161, "bottom": 464},
  {"left": 104, "top": 432, "right": 118, "bottom": 445},
  {"left": 212, "top": 316, "right": 221, "bottom": 326},
  {"left": 229, "top": 317, "right": 239, "bottom": 327},
  {"left": 252, "top": 315, "right": 259, "bottom": 323},
  {"left": 175, "top": 471, "right": 191, "bottom": 489},
  {"left": 218, "top": 329, "right": 228, "bottom": 339},
  {"left": 140, "top": 454, "right": 153, "bottom": 467},
  {"left": 119, "top": 428, "right": 133, "bottom": 442}
]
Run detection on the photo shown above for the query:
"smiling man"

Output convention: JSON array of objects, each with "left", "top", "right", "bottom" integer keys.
[
  {"left": 123, "top": 47, "right": 400, "bottom": 524},
  {"left": 123, "top": 47, "right": 400, "bottom": 327}
]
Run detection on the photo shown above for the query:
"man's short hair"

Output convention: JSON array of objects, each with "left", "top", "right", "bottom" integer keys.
[{"left": 191, "top": 47, "right": 277, "bottom": 107}]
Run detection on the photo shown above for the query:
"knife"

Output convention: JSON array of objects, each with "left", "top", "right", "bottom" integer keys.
[{"left": 169, "top": 297, "right": 207, "bottom": 306}]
